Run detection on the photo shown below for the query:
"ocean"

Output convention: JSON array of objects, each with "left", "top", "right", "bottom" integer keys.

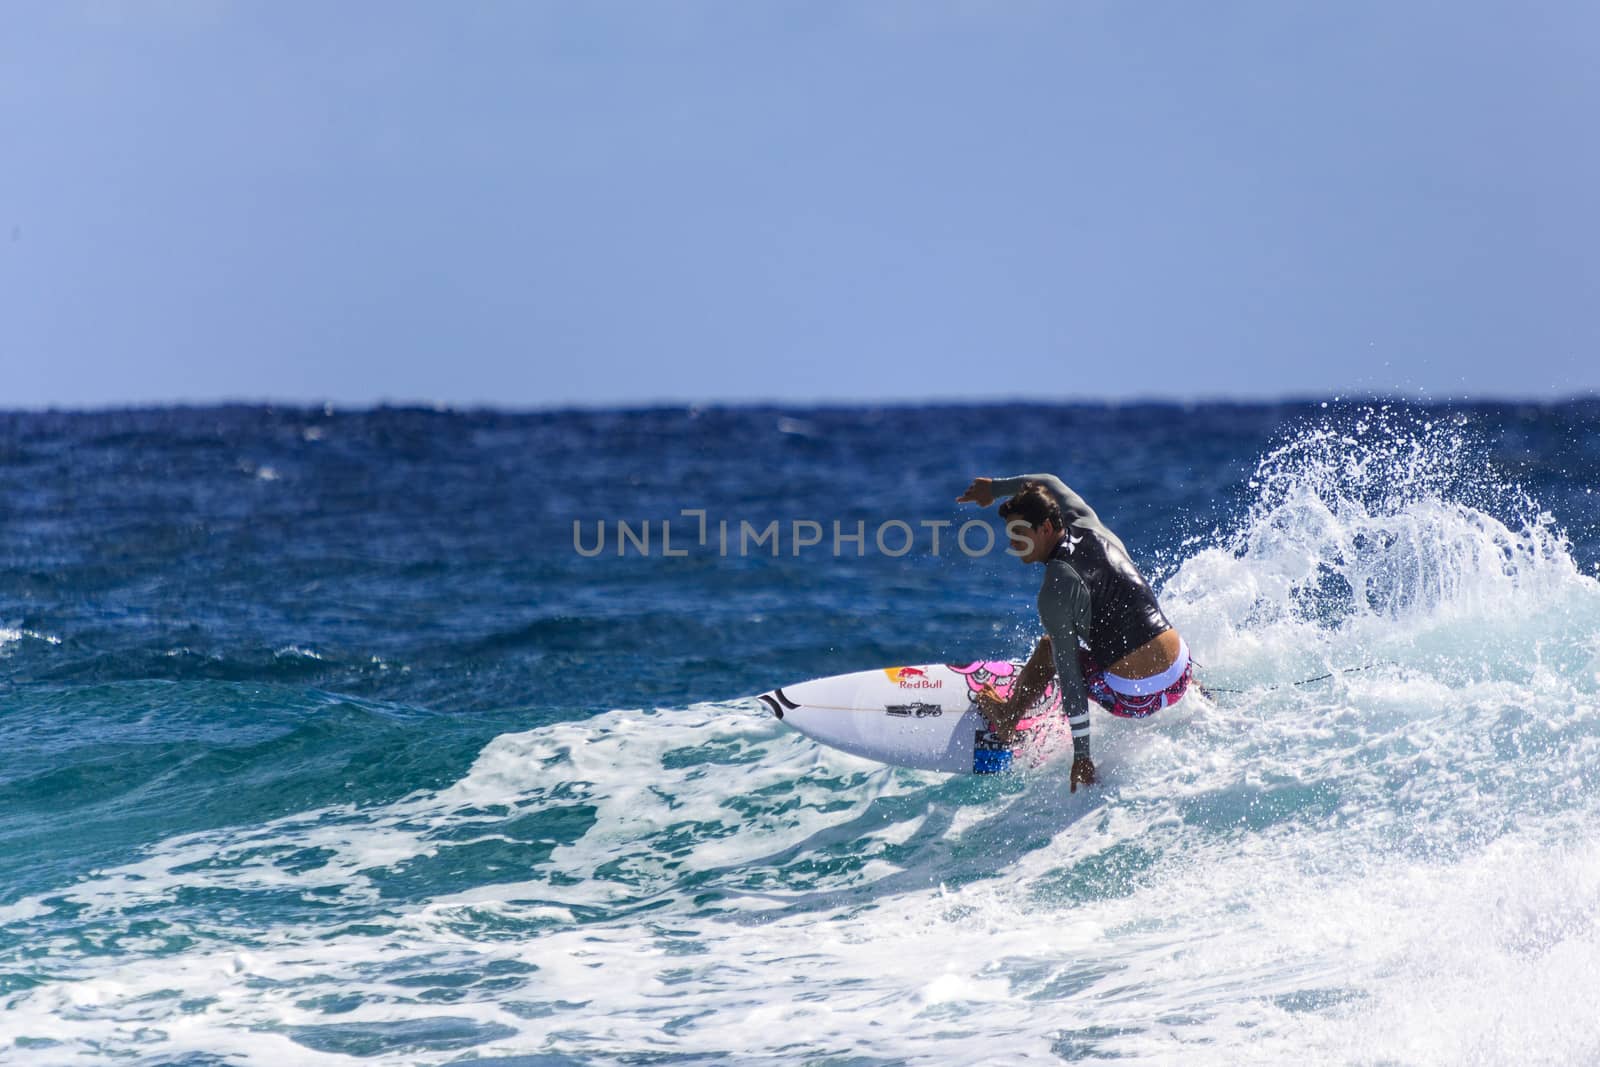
[{"left": 2, "top": 400, "right": 1598, "bottom": 1065}]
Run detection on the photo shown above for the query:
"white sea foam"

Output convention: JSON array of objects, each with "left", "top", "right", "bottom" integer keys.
[
  {"left": 0, "top": 627, "right": 61, "bottom": 649},
  {"left": 4, "top": 415, "right": 1599, "bottom": 1064}
]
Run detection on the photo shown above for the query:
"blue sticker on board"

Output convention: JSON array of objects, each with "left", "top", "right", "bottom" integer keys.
[{"left": 972, "top": 729, "right": 1015, "bottom": 774}]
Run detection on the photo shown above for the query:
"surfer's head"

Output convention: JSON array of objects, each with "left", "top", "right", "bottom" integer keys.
[{"left": 998, "top": 482, "right": 1063, "bottom": 564}]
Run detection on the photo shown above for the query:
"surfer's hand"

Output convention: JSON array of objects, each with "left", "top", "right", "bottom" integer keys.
[
  {"left": 956, "top": 478, "right": 995, "bottom": 507},
  {"left": 1069, "top": 757, "right": 1097, "bottom": 793},
  {"left": 975, "top": 686, "right": 1009, "bottom": 718},
  {"left": 976, "top": 687, "right": 1019, "bottom": 742}
]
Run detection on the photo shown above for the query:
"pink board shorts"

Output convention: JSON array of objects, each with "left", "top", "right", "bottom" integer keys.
[{"left": 1079, "top": 642, "right": 1193, "bottom": 719}]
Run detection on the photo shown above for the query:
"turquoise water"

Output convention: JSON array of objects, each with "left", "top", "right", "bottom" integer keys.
[{"left": 2, "top": 402, "right": 1599, "bottom": 1064}]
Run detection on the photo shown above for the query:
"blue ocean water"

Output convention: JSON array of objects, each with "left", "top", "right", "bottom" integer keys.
[{"left": 2, "top": 401, "right": 1598, "bottom": 1064}]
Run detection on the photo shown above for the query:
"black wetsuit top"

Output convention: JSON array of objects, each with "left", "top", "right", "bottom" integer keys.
[
  {"left": 989, "top": 474, "right": 1173, "bottom": 761},
  {"left": 1047, "top": 529, "right": 1170, "bottom": 664}
]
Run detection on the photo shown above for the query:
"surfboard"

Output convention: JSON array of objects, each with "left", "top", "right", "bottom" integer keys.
[{"left": 757, "top": 659, "right": 1072, "bottom": 774}]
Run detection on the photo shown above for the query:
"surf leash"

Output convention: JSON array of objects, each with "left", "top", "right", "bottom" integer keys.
[{"left": 1194, "top": 660, "right": 1398, "bottom": 698}]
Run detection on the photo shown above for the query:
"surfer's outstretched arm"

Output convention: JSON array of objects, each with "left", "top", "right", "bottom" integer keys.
[
  {"left": 987, "top": 473, "right": 1099, "bottom": 528},
  {"left": 979, "top": 473, "right": 1132, "bottom": 561},
  {"left": 962, "top": 473, "right": 1130, "bottom": 560}
]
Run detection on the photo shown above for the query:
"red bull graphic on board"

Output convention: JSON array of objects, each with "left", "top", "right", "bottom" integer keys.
[{"left": 882, "top": 666, "right": 943, "bottom": 689}]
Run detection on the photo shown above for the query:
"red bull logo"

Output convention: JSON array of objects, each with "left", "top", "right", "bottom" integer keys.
[{"left": 883, "top": 666, "right": 943, "bottom": 689}]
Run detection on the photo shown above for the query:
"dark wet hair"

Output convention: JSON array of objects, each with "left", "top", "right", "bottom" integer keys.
[{"left": 997, "top": 482, "right": 1062, "bottom": 530}]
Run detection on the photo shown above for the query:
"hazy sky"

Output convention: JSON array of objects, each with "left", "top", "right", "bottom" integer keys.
[{"left": 3, "top": 1, "right": 1597, "bottom": 409}]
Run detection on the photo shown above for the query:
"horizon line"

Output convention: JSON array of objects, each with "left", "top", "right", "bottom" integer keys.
[{"left": 3, "top": 389, "right": 1599, "bottom": 417}]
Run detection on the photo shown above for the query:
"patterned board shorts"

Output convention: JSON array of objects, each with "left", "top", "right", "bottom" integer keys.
[{"left": 1080, "top": 650, "right": 1194, "bottom": 719}]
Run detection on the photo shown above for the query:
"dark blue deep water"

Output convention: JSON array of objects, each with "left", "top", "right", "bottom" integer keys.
[{"left": 3, "top": 401, "right": 1599, "bottom": 1064}]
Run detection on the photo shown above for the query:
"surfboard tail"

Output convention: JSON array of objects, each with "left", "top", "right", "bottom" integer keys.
[{"left": 754, "top": 688, "right": 799, "bottom": 720}]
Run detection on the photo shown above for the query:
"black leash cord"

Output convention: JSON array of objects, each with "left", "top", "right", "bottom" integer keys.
[{"left": 1195, "top": 660, "right": 1397, "bottom": 695}]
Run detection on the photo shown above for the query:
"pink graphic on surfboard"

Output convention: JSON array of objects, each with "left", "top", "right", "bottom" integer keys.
[{"left": 946, "top": 660, "right": 1063, "bottom": 735}]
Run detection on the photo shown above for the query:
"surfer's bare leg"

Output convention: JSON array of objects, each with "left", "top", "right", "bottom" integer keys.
[
  {"left": 976, "top": 636, "right": 1053, "bottom": 741},
  {"left": 1006, "top": 636, "right": 1055, "bottom": 710}
]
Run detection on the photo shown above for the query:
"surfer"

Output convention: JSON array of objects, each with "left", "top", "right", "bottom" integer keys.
[{"left": 957, "top": 474, "right": 1192, "bottom": 792}]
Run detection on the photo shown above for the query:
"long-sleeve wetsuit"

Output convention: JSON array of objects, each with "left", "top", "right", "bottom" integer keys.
[{"left": 990, "top": 474, "right": 1171, "bottom": 761}]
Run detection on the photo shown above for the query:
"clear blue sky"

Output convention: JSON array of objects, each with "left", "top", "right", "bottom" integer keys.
[{"left": 3, "top": 1, "right": 1596, "bottom": 409}]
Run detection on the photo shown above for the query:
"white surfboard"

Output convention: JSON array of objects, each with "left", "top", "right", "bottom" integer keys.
[{"left": 757, "top": 659, "right": 1072, "bottom": 774}]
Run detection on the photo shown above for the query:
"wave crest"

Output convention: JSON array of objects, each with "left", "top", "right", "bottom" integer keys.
[{"left": 1162, "top": 409, "right": 1597, "bottom": 685}]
